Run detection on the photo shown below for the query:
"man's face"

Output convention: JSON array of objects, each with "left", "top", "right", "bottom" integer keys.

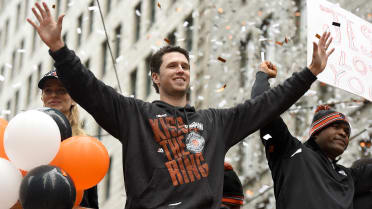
[
  {"left": 314, "top": 122, "right": 350, "bottom": 159},
  {"left": 153, "top": 52, "right": 190, "bottom": 97}
]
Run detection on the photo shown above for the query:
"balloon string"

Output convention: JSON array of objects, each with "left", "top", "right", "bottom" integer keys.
[{"left": 95, "top": 0, "right": 123, "bottom": 94}]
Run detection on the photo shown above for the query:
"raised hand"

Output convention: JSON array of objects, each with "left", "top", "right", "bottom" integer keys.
[
  {"left": 260, "top": 61, "right": 277, "bottom": 78},
  {"left": 308, "top": 31, "right": 335, "bottom": 76},
  {"left": 27, "top": 2, "right": 65, "bottom": 51}
]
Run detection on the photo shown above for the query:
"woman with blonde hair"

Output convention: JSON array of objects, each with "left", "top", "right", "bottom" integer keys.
[
  {"left": 38, "top": 69, "right": 98, "bottom": 209},
  {"left": 10, "top": 70, "right": 99, "bottom": 209}
]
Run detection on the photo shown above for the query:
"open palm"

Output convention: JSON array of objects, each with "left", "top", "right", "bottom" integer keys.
[
  {"left": 27, "top": 2, "right": 65, "bottom": 51},
  {"left": 309, "top": 31, "right": 335, "bottom": 76}
]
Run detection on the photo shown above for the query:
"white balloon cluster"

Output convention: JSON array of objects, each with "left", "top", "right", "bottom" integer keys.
[{"left": 0, "top": 108, "right": 71, "bottom": 209}]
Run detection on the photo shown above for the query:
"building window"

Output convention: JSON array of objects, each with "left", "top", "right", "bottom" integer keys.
[
  {"left": 4, "top": 19, "right": 9, "bottom": 47},
  {"left": 32, "top": 28, "right": 37, "bottom": 53},
  {"left": 145, "top": 55, "right": 152, "bottom": 97},
  {"left": 26, "top": 75, "right": 33, "bottom": 106},
  {"left": 106, "top": 0, "right": 112, "bottom": 14},
  {"left": 0, "top": 65, "right": 5, "bottom": 90},
  {"left": 35, "top": 63, "right": 42, "bottom": 97},
  {"left": 101, "top": 40, "right": 107, "bottom": 77},
  {"left": 88, "top": 0, "right": 95, "bottom": 35},
  {"left": 10, "top": 50, "right": 17, "bottom": 79},
  {"left": 65, "top": 0, "right": 71, "bottom": 12},
  {"left": 19, "top": 39, "right": 25, "bottom": 69},
  {"left": 260, "top": 14, "right": 273, "bottom": 58},
  {"left": 6, "top": 100, "right": 11, "bottom": 120},
  {"left": 85, "top": 58, "right": 90, "bottom": 69},
  {"left": 55, "top": 0, "right": 61, "bottom": 18},
  {"left": 294, "top": 0, "right": 302, "bottom": 43},
  {"left": 239, "top": 33, "right": 251, "bottom": 88},
  {"left": 0, "top": 30, "right": 2, "bottom": 50},
  {"left": 77, "top": 13, "right": 83, "bottom": 48},
  {"left": 14, "top": 90, "right": 20, "bottom": 115},
  {"left": 96, "top": 125, "right": 102, "bottom": 140},
  {"left": 105, "top": 156, "right": 113, "bottom": 200},
  {"left": 130, "top": 69, "right": 137, "bottom": 97},
  {"left": 148, "top": 0, "right": 156, "bottom": 30},
  {"left": 115, "top": 25, "right": 121, "bottom": 59},
  {"left": 24, "top": 0, "right": 29, "bottom": 22},
  {"left": 81, "top": 119, "right": 86, "bottom": 129},
  {"left": 134, "top": 2, "right": 141, "bottom": 42},
  {"left": 167, "top": 30, "right": 176, "bottom": 45},
  {"left": 15, "top": 3, "right": 21, "bottom": 31},
  {"left": 63, "top": 33, "right": 68, "bottom": 44},
  {"left": 184, "top": 14, "right": 193, "bottom": 51}
]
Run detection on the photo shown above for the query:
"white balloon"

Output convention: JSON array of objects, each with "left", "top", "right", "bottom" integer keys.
[
  {"left": 4, "top": 110, "right": 61, "bottom": 171},
  {"left": 0, "top": 158, "right": 22, "bottom": 209}
]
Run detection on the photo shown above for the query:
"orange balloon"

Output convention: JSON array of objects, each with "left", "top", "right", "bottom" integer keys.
[
  {"left": 74, "top": 190, "right": 84, "bottom": 206},
  {"left": 51, "top": 136, "right": 109, "bottom": 190},
  {"left": 0, "top": 118, "right": 8, "bottom": 160}
]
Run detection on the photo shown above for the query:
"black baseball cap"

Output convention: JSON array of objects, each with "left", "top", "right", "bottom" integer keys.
[{"left": 38, "top": 69, "right": 58, "bottom": 89}]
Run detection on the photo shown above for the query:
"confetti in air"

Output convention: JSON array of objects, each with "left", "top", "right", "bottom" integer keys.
[
  {"left": 88, "top": 6, "right": 98, "bottom": 11},
  {"left": 245, "top": 190, "right": 254, "bottom": 196},
  {"left": 217, "top": 56, "right": 226, "bottom": 63},
  {"left": 263, "top": 134, "right": 272, "bottom": 140},
  {"left": 136, "top": 10, "right": 141, "bottom": 16},
  {"left": 284, "top": 37, "right": 289, "bottom": 43},
  {"left": 164, "top": 38, "right": 171, "bottom": 44},
  {"left": 332, "top": 22, "right": 341, "bottom": 27},
  {"left": 275, "top": 41, "right": 283, "bottom": 46},
  {"left": 216, "top": 84, "right": 227, "bottom": 93}
]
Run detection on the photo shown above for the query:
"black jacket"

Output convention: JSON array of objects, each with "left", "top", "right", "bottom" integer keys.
[
  {"left": 50, "top": 46, "right": 317, "bottom": 209},
  {"left": 251, "top": 71, "right": 372, "bottom": 209},
  {"left": 80, "top": 187, "right": 99, "bottom": 208},
  {"left": 354, "top": 191, "right": 372, "bottom": 209}
]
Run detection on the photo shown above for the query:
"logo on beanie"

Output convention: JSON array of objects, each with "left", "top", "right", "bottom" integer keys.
[
  {"left": 185, "top": 132, "right": 205, "bottom": 153},
  {"left": 45, "top": 70, "right": 58, "bottom": 78}
]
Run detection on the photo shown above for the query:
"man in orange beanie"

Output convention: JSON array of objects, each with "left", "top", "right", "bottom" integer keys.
[
  {"left": 221, "top": 162, "right": 244, "bottom": 209},
  {"left": 251, "top": 61, "right": 372, "bottom": 209}
]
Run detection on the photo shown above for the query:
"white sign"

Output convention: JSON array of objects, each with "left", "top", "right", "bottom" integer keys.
[{"left": 307, "top": 0, "right": 372, "bottom": 101}]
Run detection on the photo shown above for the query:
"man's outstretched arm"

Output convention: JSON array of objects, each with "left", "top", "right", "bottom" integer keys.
[{"left": 222, "top": 32, "right": 335, "bottom": 148}]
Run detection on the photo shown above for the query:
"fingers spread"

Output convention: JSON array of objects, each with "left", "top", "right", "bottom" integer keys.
[
  {"left": 325, "top": 37, "right": 333, "bottom": 50},
  {"left": 26, "top": 18, "right": 38, "bottom": 29},
  {"left": 319, "top": 31, "right": 327, "bottom": 46},
  {"left": 35, "top": 2, "right": 46, "bottom": 19},
  {"left": 327, "top": 48, "right": 335, "bottom": 58},
  {"left": 43, "top": 2, "right": 52, "bottom": 17},
  {"left": 31, "top": 7, "right": 43, "bottom": 23}
]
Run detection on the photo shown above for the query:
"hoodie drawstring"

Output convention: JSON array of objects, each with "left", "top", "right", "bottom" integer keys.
[
  {"left": 174, "top": 107, "right": 191, "bottom": 136},
  {"left": 184, "top": 108, "right": 191, "bottom": 134}
]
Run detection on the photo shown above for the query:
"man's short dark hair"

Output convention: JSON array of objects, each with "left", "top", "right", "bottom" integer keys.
[{"left": 149, "top": 45, "right": 190, "bottom": 93}]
